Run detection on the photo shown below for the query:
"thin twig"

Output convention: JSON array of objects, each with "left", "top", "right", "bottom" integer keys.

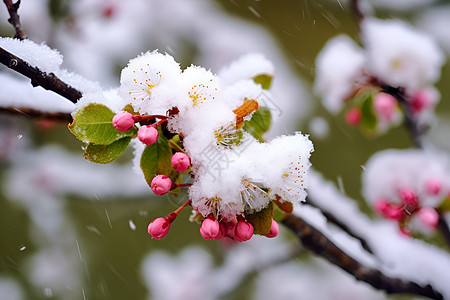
[
  {"left": 0, "top": 107, "right": 72, "bottom": 122},
  {"left": 380, "top": 84, "right": 423, "bottom": 148},
  {"left": 349, "top": 0, "right": 364, "bottom": 27},
  {"left": 304, "top": 197, "right": 374, "bottom": 255},
  {"left": 3, "top": 0, "right": 27, "bottom": 40},
  {"left": 282, "top": 214, "right": 443, "bottom": 299},
  {"left": 0, "top": 47, "right": 82, "bottom": 103}
]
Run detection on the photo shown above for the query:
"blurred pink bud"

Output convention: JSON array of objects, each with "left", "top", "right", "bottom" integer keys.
[
  {"left": 138, "top": 125, "right": 159, "bottom": 145},
  {"left": 235, "top": 221, "right": 254, "bottom": 242},
  {"left": 345, "top": 108, "right": 362, "bottom": 126},
  {"left": 200, "top": 216, "right": 221, "bottom": 240},
  {"left": 266, "top": 220, "right": 279, "bottom": 238},
  {"left": 151, "top": 175, "right": 173, "bottom": 195},
  {"left": 416, "top": 208, "right": 439, "bottom": 229},
  {"left": 374, "top": 199, "right": 403, "bottom": 221},
  {"left": 112, "top": 112, "right": 134, "bottom": 131},
  {"left": 148, "top": 217, "right": 170, "bottom": 239},
  {"left": 425, "top": 178, "right": 442, "bottom": 196},
  {"left": 171, "top": 152, "right": 191, "bottom": 172},
  {"left": 411, "top": 90, "right": 435, "bottom": 114},
  {"left": 374, "top": 93, "right": 396, "bottom": 121},
  {"left": 399, "top": 189, "right": 418, "bottom": 206}
]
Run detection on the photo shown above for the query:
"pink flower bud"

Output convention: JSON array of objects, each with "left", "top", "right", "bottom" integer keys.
[
  {"left": 425, "top": 178, "right": 442, "bottom": 196},
  {"left": 374, "top": 93, "right": 397, "bottom": 121},
  {"left": 151, "top": 175, "right": 173, "bottom": 195},
  {"left": 374, "top": 199, "right": 403, "bottom": 221},
  {"left": 411, "top": 90, "right": 435, "bottom": 114},
  {"left": 138, "top": 125, "right": 159, "bottom": 145},
  {"left": 147, "top": 217, "right": 170, "bottom": 239},
  {"left": 399, "top": 189, "right": 418, "bottom": 206},
  {"left": 345, "top": 108, "right": 361, "bottom": 126},
  {"left": 234, "top": 220, "right": 254, "bottom": 242},
  {"left": 266, "top": 220, "right": 279, "bottom": 238},
  {"left": 171, "top": 152, "right": 191, "bottom": 172},
  {"left": 112, "top": 112, "right": 135, "bottom": 131},
  {"left": 224, "top": 220, "right": 237, "bottom": 239},
  {"left": 200, "top": 216, "right": 221, "bottom": 240},
  {"left": 416, "top": 207, "right": 439, "bottom": 229}
]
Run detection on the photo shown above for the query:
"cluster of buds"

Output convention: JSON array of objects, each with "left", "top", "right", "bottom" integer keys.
[
  {"left": 113, "top": 111, "right": 168, "bottom": 145},
  {"left": 199, "top": 216, "right": 279, "bottom": 241},
  {"left": 374, "top": 183, "right": 442, "bottom": 236}
]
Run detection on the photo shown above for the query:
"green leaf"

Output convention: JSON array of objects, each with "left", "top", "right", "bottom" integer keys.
[
  {"left": 83, "top": 137, "right": 131, "bottom": 164},
  {"left": 438, "top": 197, "right": 450, "bottom": 212},
  {"left": 245, "top": 201, "right": 274, "bottom": 235},
  {"left": 140, "top": 128, "right": 175, "bottom": 187},
  {"left": 253, "top": 74, "right": 273, "bottom": 90},
  {"left": 243, "top": 108, "right": 271, "bottom": 142},
  {"left": 69, "top": 103, "right": 136, "bottom": 145},
  {"left": 360, "top": 93, "right": 377, "bottom": 130}
]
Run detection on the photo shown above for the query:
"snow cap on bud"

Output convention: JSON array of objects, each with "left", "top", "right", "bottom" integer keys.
[
  {"left": 345, "top": 107, "right": 362, "bottom": 126},
  {"left": 148, "top": 217, "right": 171, "bottom": 239},
  {"left": 425, "top": 178, "right": 442, "bottom": 196},
  {"left": 151, "top": 175, "right": 173, "bottom": 195},
  {"left": 416, "top": 207, "right": 439, "bottom": 229},
  {"left": 112, "top": 112, "right": 135, "bottom": 131},
  {"left": 266, "top": 220, "right": 279, "bottom": 238},
  {"left": 200, "top": 216, "right": 221, "bottom": 240},
  {"left": 399, "top": 189, "right": 418, "bottom": 206},
  {"left": 138, "top": 125, "right": 159, "bottom": 145},
  {"left": 374, "top": 93, "right": 397, "bottom": 121},
  {"left": 234, "top": 220, "right": 254, "bottom": 242},
  {"left": 171, "top": 152, "right": 191, "bottom": 172}
]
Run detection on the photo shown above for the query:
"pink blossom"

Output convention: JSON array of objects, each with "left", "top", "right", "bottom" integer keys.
[
  {"left": 148, "top": 217, "right": 170, "bottom": 239},
  {"left": 151, "top": 175, "right": 173, "bottom": 195},
  {"left": 200, "top": 216, "right": 221, "bottom": 240},
  {"left": 416, "top": 208, "right": 439, "bottom": 229},
  {"left": 171, "top": 152, "right": 191, "bottom": 172},
  {"left": 374, "top": 93, "right": 397, "bottom": 121},
  {"left": 266, "top": 220, "right": 279, "bottom": 238},
  {"left": 411, "top": 90, "right": 435, "bottom": 114},
  {"left": 425, "top": 178, "right": 442, "bottom": 196},
  {"left": 235, "top": 220, "right": 254, "bottom": 242},
  {"left": 374, "top": 199, "right": 403, "bottom": 221},
  {"left": 345, "top": 107, "right": 361, "bottom": 126},
  {"left": 112, "top": 112, "right": 135, "bottom": 131},
  {"left": 138, "top": 125, "right": 159, "bottom": 145},
  {"left": 399, "top": 189, "right": 418, "bottom": 206}
]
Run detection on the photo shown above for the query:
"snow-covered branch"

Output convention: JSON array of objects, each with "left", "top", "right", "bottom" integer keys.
[
  {"left": 0, "top": 47, "right": 82, "bottom": 103},
  {"left": 282, "top": 214, "right": 443, "bottom": 299}
]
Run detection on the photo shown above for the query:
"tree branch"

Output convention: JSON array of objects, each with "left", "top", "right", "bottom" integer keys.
[
  {"left": 380, "top": 84, "right": 423, "bottom": 148},
  {"left": 304, "top": 197, "right": 374, "bottom": 255},
  {"left": 282, "top": 214, "right": 443, "bottom": 299},
  {"left": 438, "top": 214, "right": 450, "bottom": 247},
  {"left": 3, "top": 0, "right": 27, "bottom": 40},
  {"left": 0, "top": 47, "right": 82, "bottom": 103},
  {"left": 0, "top": 106, "right": 72, "bottom": 122},
  {"left": 349, "top": 0, "right": 364, "bottom": 27}
]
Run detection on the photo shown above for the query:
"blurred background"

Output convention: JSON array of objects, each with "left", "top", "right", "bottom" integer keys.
[{"left": 0, "top": 0, "right": 449, "bottom": 299}]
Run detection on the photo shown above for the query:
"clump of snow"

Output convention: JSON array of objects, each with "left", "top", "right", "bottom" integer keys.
[
  {"left": 313, "top": 35, "right": 365, "bottom": 113},
  {"left": 218, "top": 53, "right": 274, "bottom": 85},
  {"left": 362, "top": 18, "right": 445, "bottom": 91}
]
